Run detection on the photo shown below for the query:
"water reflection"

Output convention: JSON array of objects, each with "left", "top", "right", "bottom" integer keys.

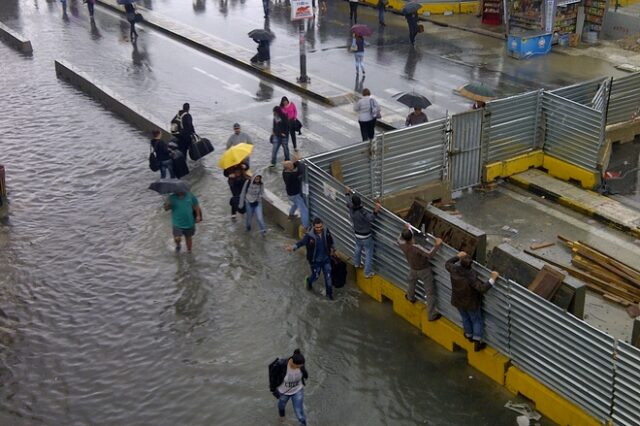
[
  {"left": 132, "top": 41, "right": 151, "bottom": 70},
  {"left": 193, "top": 0, "right": 206, "bottom": 13},
  {"left": 255, "top": 81, "right": 274, "bottom": 102},
  {"left": 404, "top": 46, "right": 420, "bottom": 80},
  {"left": 90, "top": 18, "right": 101, "bottom": 40},
  {"left": 174, "top": 257, "right": 207, "bottom": 324}
]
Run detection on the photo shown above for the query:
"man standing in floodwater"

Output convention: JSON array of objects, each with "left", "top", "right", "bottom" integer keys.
[{"left": 164, "top": 190, "right": 202, "bottom": 253}]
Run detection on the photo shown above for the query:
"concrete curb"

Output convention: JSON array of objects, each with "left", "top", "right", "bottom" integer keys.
[
  {"left": 54, "top": 59, "right": 296, "bottom": 230},
  {"left": 0, "top": 22, "right": 33, "bottom": 54},
  {"left": 508, "top": 174, "right": 640, "bottom": 238}
]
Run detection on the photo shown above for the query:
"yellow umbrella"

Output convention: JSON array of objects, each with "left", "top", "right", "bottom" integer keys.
[{"left": 218, "top": 143, "right": 254, "bottom": 170}]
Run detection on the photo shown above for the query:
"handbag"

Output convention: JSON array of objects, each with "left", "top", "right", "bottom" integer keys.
[
  {"left": 134, "top": 12, "right": 144, "bottom": 23},
  {"left": 294, "top": 119, "right": 303, "bottom": 132},
  {"left": 148, "top": 145, "right": 159, "bottom": 172},
  {"left": 418, "top": 24, "right": 424, "bottom": 33},
  {"left": 350, "top": 38, "right": 357, "bottom": 52},
  {"left": 369, "top": 98, "right": 382, "bottom": 119}
]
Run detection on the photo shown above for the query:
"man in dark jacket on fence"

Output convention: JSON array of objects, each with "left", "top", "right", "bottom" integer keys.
[
  {"left": 345, "top": 188, "right": 381, "bottom": 278},
  {"left": 445, "top": 251, "right": 499, "bottom": 352},
  {"left": 286, "top": 218, "right": 335, "bottom": 300}
]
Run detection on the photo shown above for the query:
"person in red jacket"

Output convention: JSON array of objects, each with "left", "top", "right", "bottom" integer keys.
[{"left": 445, "top": 251, "right": 499, "bottom": 351}]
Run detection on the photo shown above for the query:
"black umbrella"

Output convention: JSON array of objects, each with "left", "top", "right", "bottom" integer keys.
[
  {"left": 394, "top": 91, "right": 432, "bottom": 109},
  {"left": 248, "top": 29, "right": 275, "bottom": 41},
  {"left": 402, "top": 2, "right": 422, "bottom": 14},
  {"left": 149, "top": 179, "right": 190, "bottom": 194}
]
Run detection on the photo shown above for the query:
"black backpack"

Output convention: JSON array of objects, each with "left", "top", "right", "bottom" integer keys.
[{"left": 268, "top": 358, "right": 287, "bottom": 394}]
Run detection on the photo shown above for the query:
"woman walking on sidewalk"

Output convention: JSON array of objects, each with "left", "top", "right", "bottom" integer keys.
[
  {"left": 353, "top": 88, "right": 379, "bottom": 142},
  {"left": 353, "top": 34, "right": 365, "bottom": 75},
  {"left": 239, "top": 173, "right": 267, "bottom": 236},
  {"left": 280, "top": 96, "right": 299, "bottom": 152}
]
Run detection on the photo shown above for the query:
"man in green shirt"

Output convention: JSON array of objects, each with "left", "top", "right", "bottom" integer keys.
[{"left": 164, "top": 191, "right": 202, "bottom": 252}]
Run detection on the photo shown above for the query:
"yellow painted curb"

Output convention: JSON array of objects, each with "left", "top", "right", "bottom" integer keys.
[
  {"left": 505, "top": 366, "right": 602, "bottom": 426},
  {"left": 542, "top": 155, "right": 599, "bottom": 190},
  {"left": 355, "top": 269, "right": 382, "bottom": 302},
  {"left": 362, "top": 0, "right": 479, "bottom": 15},
  {"left": 484, "top": 150, "right": 544, "bottom": 182}
]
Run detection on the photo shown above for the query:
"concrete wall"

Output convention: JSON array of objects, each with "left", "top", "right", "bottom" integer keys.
[
  {"left": 0, "top": 22, "right": 32, "bottom": 54},
  {"left": 602, "top": 11, "right": 640, "bottom": 40},
  {"left": 426, "top": 205, "right": 487, "bottom": 264},
  {"left": 54, "top": 59, "right": 296, "bottom": 231},
  {"left": 489, "top": 243, "right": 586, "bottom": 318}
]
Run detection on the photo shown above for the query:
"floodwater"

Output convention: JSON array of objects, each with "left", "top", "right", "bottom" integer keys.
[{"left": 0, "top": 1, "right": 557, "bottom": 425}]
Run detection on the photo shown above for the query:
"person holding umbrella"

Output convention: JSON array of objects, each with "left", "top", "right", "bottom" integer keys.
[
  {"left": 350, "top": 25, "right": 372, "bottom": 76},
  {"left": 406, "top": 108, "right": 428, "bottom": 126},
  {"left": 249, "top": 29, "right": 274, "bottom": 65},
  {"left": 458, "top": 82, "right": 496, "bottom": 109},
  {"left": 402, "top": 2, "right": 422, "bottom": 46},
  {"left": 394, "top": 91, "right": 431, "bottom": 126}
]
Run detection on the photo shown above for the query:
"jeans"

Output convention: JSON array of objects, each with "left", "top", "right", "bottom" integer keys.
[
  {"left": 308, "top": 259, "right": 332, "bottom": 298},
  {"left": 271, "top": 135, "right": 290, "bottom": 165},
  {"left": 87, "top": 1, "right": 95, "bottom": 16},
  {"left": 354, "top": 51, "right": 365, "bottom": 73},
  {"left": 409, "top": 24, "right": 418, "bottom": 45},
  {"left": 245, "top": 202, "right": 266, "bottom": 234},
  {"left": 349, "top": 2, "right": 358, "bottom": 22},
  {"left": 378, "top": 7, "right": 385, "bottom": 24},
  {"left": 353, "top": 236, "right": 374, "bottom": 276},
  {"left": 288, "top": 194, "right": 310, "bottom": 229},
  {"left": 159, "top": 159, "right": 175, "bottom": 179},
  {"left": 278, "top": 389, "right": 306, "bottom": 426},
  {"left": 458, "top": 308, "right": 484, "bottom": 341},
  {"left": 262, "top": 0, "right": 269, "bottom": 16}
]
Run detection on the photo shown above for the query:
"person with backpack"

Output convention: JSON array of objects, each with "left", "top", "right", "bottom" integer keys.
[
  {"left": 239, "top": 173, "right": 266, "bottom": 236},
  {"left": 353, "top": 88, "right": 379, "bottom": 142},
  {"left": 268, "top": 349, "right": 308, "bottom": 426},
  {"left": 345, "top": 188, "right": 381, "bottom": 278},
  {"left": 286, "top": 217, "right": 335, "bottom": 300},
  {"left": 171, "top": 103, "right": 195, "bottom": 157},
  {"left": 150, "top": 130, "right": 175, "bottom": 179},
  {"left": 445, "top": 251, "right": 499, "bottom": 352}
]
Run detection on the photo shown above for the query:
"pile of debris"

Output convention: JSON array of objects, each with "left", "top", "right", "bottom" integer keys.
[{"left": 617, "top": 33, "right": 640, "bottom": 53}]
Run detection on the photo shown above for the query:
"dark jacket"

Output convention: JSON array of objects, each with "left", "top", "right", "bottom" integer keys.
[
  {"left": 406, "top": 12, "right": 419, "bottom": 27},
  {"left": 151, "top": 138, "right": 171, "bottom": 162},
  {"left": 294, "top": 227, "right": 334, "bottom": 264},
  {"left": 346, "top": 193, "right": 376, "bottom": 238},
  {"left": 180, "top": 112, "right": 194, "bottom": 136},
  {"left": 273, "top": 112, "right": 289, "bottom": 136},
  {"left": 270, "top": 358, "right": 309, "bottom": 394},
  {"left": 282, "top": 162, "right": 303, "bottom": 196},
  {"left": 227, "top": 174, "right": 247, "bottom": 197},
  {"left": 445, "top": 256, "right": 492, "bottom": 311}
]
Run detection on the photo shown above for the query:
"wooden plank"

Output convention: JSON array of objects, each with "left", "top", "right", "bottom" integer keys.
[
  {"left": 529, "top": 242, "right": 555, "bottom": 250},
  {"left": 574, "top": 240, "right": 640, "bottom": 284},
  {"left": 528, "top": 265, "right": 565, "bottom": 300},
  {"left": 603, "top": 294, "right": 632, "bottom": 307},
  {"left": 571, "top": 256, "right": 640, "bottom": 297}
]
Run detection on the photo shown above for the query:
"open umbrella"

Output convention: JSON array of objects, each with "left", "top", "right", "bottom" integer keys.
[
  {"left": 457, "top": 82, "right": 496, "bottom": 102},
  {"left": 248, "top": 29, "right": 275, "bottom": 41},
  {"left": 218, "top": 143, "right": 254, "bottom": 170},
  {"left": 149, "top": 179, "right": 190, "bottom": 195},
  {"left": 402, "top": 2, "right": 422, "bottom": 14},
  {"left": 351, "top": 24, "right": 373, "bottom": 37},
  {"left": 394, "top": 91, "right": 432, "bottom": 109}
]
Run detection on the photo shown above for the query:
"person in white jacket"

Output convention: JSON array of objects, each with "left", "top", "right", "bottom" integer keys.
[{"left": 353, "top": 88, "right": 379, "bottom": 142}]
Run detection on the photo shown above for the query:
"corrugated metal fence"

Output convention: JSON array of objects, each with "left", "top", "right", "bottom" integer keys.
[
  {"left": 481, "top": 91, "right": 541, "bottom": 163},
  {"left": 541, "top": 91, "right": 607, "bottom": 170},
  {"left": 303, "top": 159, "right": 640, "bottom": 425},
  {"left": 550, "top": 77, "right": 604, "bottom": 107},
  {"left": 450, "top": 109, "right": 483, "bottom": 191},
  {"left": 607, "top": 72, "right": 640, "bottom": 125}
]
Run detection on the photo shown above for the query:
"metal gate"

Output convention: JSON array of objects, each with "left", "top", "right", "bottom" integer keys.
[{"left": 449, "top": 109, "right": 483, "bottom": 191}]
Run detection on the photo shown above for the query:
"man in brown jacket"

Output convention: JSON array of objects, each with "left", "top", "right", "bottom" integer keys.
[
  {"left": 397, "top": 223, "right": 443, "bottom": 321},
  {"left": 445, "top": 251, "right": 499, "bottom": 352}
]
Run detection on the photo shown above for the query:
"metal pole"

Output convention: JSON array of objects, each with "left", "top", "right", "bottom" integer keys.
[{"left": 297, "top": 20, "right": 310, "bottom": 83}]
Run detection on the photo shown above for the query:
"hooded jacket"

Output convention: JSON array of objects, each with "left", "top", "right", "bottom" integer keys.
[
  {"left": 239, "top": 174, "right": 263, "bottom": 208},
  {"left": 294, "top": 227, "right": 334, "bottom": 264},
  {"left": 346, "top": 193, "right": 377, "bottom": 238},
  {"left": 445, "top": 256, "right": 492, "bottom": 311}
]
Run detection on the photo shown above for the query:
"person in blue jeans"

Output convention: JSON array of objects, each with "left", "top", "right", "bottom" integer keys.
[
  {"left": 344, "top": 189, "right": 381, "bottom": 278},
  {"left": 445, "top": 251, "right": 499, "bottom": 352},
  {"left": 287, "top": 218, "right": 335, "bottom": 300},
  {"left": 270, "top": 349, "right": 308, "bottom": 426},
  {"left": 377, "top": 0, "right": 387, "bottom": 26},
  {"left": 151, "top": 130, "right": 175, "bottom": 179},
  {"left": 270, "top": 106, "right": 290, "bottom": 167},
  {"left": 282, "top": 159, "right": 310, "bottom": 229},
  {"left": 239, "top": 173, "right": 266, "bottom": 236}
]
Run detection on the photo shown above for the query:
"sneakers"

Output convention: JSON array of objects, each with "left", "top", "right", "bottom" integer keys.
[
  {"left": 231, "top": 214, "right": 237, "bottom": 222},
  {"left": 404, "top": 294, "right": 416, "bottom": 303},
  {"left": 428, "top": 313, "right": 442, "bottom": 322},
  {"left": 327, "top": 294, "right": 334, "bottom": 301},
  {"left": 473, "top": 341, "right": 487, "bottom": 352},
  {"left": 288, "top": 214, "right": 296, "bottom": 220},
  {"left": 464, "top": 334, "right": 474, "bottom": 342},
  {"left": 364, "top": 272, "right": 375, "bottom": 278}
]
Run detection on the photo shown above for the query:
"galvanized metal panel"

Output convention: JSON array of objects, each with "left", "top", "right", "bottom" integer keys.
[
  {"left": 591, "top": 78, "right": 610, "bottom": 113},
  {"left": 482, "top": 91, "right": 541, "bottom": 163},
  {"left": 450, "top": 109, "right": 483, "bottom": 190},
  {"left": 509, "top": 283, "right": 615, "bottom": 421},
  {"left": 550, "top": 77, "right": 604, "bottom": 106},
  {"left": 380, "top": 119, "right": 447, "bottom": 196},
  {"left": 607, "top": 72, "right": 640, "bottom": 125},
  {"left": 612, "top": 341, "right": 640, "bottom": 426},
  {"left": 542, "top": 92, "right": 604, "bottom": 171}
]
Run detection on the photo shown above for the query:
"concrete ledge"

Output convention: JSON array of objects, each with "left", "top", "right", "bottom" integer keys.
[
  {"left": 426, "top": 205, "right": 487, "bottom": 264},
  {"left": 381, "top": 181, "right": 451, "bottom": 213},
  {"left": 0, "top": 22, "right": 33, "bottom": 54},
  {"left": 262, "top": 189, "right": 301, "bottom": 238},
  {"left": 542, "top": 155, "right": 600, "bottom": 190},
  {"left": 605, "top": 118, "right": 640, "bottom": 145},
  {"left": 484, "top": 150, "right": 544, "bottom": 183},
  {"left": 490, "top": 243, "right": 586, "bottom": 318},
  {"left": 54, "top": 59, "right": 172, "bottom": 141},
  {"left": 505, "top": 366, "right": 602, "bottom": 426}
]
